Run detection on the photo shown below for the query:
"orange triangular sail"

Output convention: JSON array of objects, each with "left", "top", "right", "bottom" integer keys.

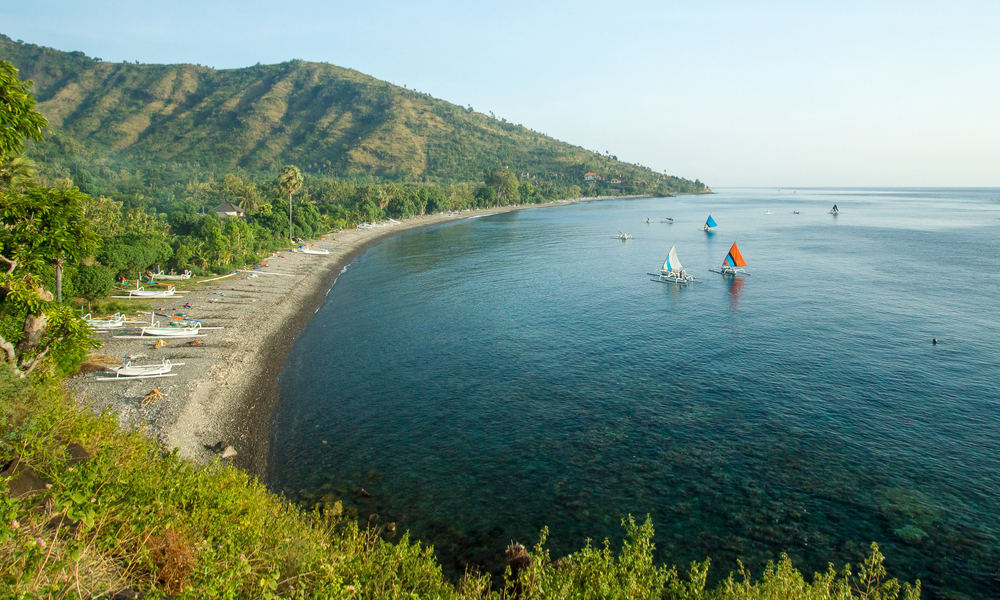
[{"left": 724, "top": 243, "right": 747, "bottom": 267}]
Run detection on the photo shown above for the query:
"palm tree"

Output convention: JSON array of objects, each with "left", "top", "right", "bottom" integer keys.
[
  {"left": 278, "top": 165, "right": 303, "bottom": 242},
  {"left": 237, "top": 184, "right": 261, "bottom": 215},
  {"left": 0, "top": 155, "right": 38, "bottom": 192}
]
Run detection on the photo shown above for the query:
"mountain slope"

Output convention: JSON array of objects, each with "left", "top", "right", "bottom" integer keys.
[{"left": 0, "top": 34, "right": 707, "bottom": 192}]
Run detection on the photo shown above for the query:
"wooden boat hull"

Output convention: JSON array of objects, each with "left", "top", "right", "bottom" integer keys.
[{"left": 139, "top": 327, "right": 202, "bottom": 337}]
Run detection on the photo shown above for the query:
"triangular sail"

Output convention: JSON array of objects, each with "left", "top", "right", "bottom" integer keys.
[
  {"left": 705, "top": 215, "right": 718, "bottom": 228},
  {"left": 832, "top": 204, "right": 839, "bottom": 212},
  {"left": 724, "top": 242, "right": 747, "bottom": 267},
  {"left": 664, "top": 245, "right": 683, "bottom": 271}
]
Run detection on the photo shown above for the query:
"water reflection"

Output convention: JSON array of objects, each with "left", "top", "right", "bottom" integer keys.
[{"left": 726, "top": 275, "right": 745, "bottom": 310}]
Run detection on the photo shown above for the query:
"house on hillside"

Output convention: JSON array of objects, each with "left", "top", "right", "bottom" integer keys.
[
  {"left": 584, "top": 172, "right": 598, "bottom": 181},
  {"left": 610, "top": 178, "right": 621, "bottom": 184},
  {"left": 210, "top": 202, "right": 245, "bottom": 218}
]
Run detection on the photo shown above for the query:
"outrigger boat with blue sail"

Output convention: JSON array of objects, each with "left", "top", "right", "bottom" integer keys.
[
  {"left": 830, "top": 204, "right": 839, "bottom": 215},
  {"left": 649, "top": 244, "right": 695, "bottom": 285},
  {"left": 703, "top": 215, "right": 718, "bottom": 232},
  {"left": 710, "top": 242, "right": 749, "bottom": 276}
]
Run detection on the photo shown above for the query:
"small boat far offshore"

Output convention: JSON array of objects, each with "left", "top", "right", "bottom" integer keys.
[
  {"left": 703, "top": 215, "right": 718, "bottom": 232},
  {"left": 830, "top": 204, "right": 840, "bottom": 215},
  {"left": 710, "top": 242, "right": 749, "bottom": 276}
]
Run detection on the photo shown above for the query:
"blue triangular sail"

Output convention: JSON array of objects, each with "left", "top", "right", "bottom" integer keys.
[{"left": 706, "top": 215, "right": 718, "bottom": 228}]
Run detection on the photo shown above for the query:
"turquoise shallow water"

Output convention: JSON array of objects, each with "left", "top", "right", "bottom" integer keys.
[{"left": 269, "top": 188, "right": 1000, "bottom": 598}]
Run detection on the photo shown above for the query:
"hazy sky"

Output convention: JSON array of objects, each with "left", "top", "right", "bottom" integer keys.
[{"left": 3, "top": 1, "right": 999, "bottom": 187}]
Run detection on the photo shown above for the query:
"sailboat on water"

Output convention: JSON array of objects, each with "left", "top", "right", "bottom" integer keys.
[
  {"left": 830, "top": 204, "right": 840, "bottom": 215},
  {"left": 650, "top": 244, "right": 695, "bottom": 285},
  {"left": 703, "top": 215, "right": 718, "bottom": 232},
  {"left": 710, "top": 242, "right": 749, "bottom": 276}
]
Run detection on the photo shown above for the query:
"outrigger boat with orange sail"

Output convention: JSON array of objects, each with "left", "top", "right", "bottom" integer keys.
[{"left": 710, "top": 242, "right": 749, "bottom": 276}]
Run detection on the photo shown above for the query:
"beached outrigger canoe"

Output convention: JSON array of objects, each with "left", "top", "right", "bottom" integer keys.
[
  {"left": 95, "top": 358, "right": 184, "bottom": 381},
  {"left": 82, "top": 312, "right": 128, "bottom": 330},
  {"left": 151, "top": 269, "right": 192, "bottom": 280},
  {"left": 295, "top": 244, "right": 330, "bottom": 255},
  {"left": 111, "top": 281, "right": 185, "bottom": 299}
]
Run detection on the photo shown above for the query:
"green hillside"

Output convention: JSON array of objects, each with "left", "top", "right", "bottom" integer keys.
[{"left": 0, "top": 34, "right": 707, "bottom": 194}]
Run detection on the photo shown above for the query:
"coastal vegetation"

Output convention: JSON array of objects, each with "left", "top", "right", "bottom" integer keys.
[{"left": 0, "top": 45, "right": 922, "bottom": 599}]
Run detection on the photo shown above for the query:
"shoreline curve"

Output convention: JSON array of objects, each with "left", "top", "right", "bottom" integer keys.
[{"left": 70, "top": 197, "right": 652, "bottom": 479}]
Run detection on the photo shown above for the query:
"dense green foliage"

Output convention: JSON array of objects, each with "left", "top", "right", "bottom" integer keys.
[
  {"left": 1, "top": 368, "right": 920, "bottom": 599},
  {"left": 0, "top": 60, "right": 46, "bottom": 159},
  {"left": 0, "top": 63, "right": 98, "bottom": 379}
]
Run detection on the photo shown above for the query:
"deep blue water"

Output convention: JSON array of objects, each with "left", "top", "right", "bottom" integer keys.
[{"left": 269, "top": 188, "right": 1000, "bottom": 598}]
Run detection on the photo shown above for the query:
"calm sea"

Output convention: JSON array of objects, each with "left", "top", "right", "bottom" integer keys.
[{"left": 269, "top": 188, "right": 1000, "bottom": 598}]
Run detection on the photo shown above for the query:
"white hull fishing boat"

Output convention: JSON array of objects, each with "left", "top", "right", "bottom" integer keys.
[
  {"left": 112, "top": 282, "right": 185, "bottom": 299},
  {"left": 141, "top": 322, "right": 202, "bottom": 337},
  {"left": 295, "top": 244, "right": 330, "bottom": 255},
  {"left": 615, "top": 232, "right": 633, "bottom": 241},
  {"left": 650, "top": 244, "right": 695, "bottom": 285},
  {"left": 151, "top": 269, "right": 192, "bottom": 280},
  {"left": 83, "top": 312, "right": 128, "bottom": 330},
  {"left": 132, "top": 313, "right": 203, "bottom": 337},
  {"left": 709, "top": 242, "right": 750, "bottom": 276},
  {"left": 96, "top": 358, "right": 184, "bottom": 381}
]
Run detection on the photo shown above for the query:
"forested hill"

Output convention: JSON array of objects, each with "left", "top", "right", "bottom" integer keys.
[{"left": 0, "top": 34, "right": 707, "bottom": 193}]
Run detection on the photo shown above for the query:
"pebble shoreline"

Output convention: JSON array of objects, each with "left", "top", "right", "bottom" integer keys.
[{"left": 67, "top": 201, "right": 614, "bottom": 477}]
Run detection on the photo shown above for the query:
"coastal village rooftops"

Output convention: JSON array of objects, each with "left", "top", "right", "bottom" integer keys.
[
  {"left": 584, "top": 172, "right": 598, "bottom": 181},
  {"left": 209, "top": 202, "right": 245, "bottom": 218}
]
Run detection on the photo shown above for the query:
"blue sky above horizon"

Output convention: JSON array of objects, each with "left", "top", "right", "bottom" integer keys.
[{"left": 3, "top": 1, "right": 998, "bottom": 187}]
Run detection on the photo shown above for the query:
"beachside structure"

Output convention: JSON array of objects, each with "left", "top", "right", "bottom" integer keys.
[{"left": 209, "top": 202, "right": 245, "bottom": 218}]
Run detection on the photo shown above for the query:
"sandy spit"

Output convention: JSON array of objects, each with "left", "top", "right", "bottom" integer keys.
[{"left": 67, "top": 201, "right": 617, "bottom": 477}]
